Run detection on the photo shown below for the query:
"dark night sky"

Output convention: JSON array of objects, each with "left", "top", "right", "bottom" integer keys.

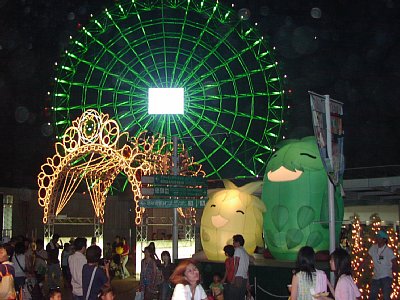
[{"left": 1, "top": 0, "right": 400, "bottom": 188}]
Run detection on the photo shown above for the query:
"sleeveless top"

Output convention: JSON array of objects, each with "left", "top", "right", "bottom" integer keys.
[{"left": 296, "top": 271, "right": 316, "bottom": 300}]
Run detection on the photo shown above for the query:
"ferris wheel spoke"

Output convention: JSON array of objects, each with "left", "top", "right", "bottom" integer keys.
[
  {"left": 169, "top": 11, "right": 217, "bottom": 86},
  {"left": 104, "top": 5, "right": 162, "bottom": 86},
  {"left": 81, "top": 28, "right": 158, "bottom": 88},
  {"left": 179, "top": 113, "right": 254, "bottom": 175},
  {"left": 175, "top": 115, "right": 222, "bottom": 178},
  {"left": 175, "top": 17, "right": 240, "bottom": 87}
]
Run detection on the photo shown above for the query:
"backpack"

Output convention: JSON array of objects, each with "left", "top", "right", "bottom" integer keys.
[{"left": 0, "top": 264, "right": 16, "bottom": 300}]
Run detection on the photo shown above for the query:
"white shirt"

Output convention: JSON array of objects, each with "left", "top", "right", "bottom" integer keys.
[
  {"left": 11, "top": 254, "right": 26, "bottom": 278},
  {"left": 234, "top": 246, "right": 249, "bottom": 279},
  {"left": 68, "top": 251, "right": 87, "bottom": 296},
  {"left": 368, "top": 244, "right": 395, "bottom": 279},
  {"left": 172, "top": 283, "right": 207, "bottom": 300}
]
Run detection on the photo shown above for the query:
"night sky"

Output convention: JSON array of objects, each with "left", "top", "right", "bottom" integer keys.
[{"left": 1, "top": 0, "right": 399, "bottom": 188}]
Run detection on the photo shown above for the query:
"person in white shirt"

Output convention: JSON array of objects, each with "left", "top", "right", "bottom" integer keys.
[
  {"left": 170, "top": 259, "right": 207, "bottom": 300},
  {"left": 68, "top": 237, "right": 87, "bottom": 300},
  {"left": 11, "top": 241, "right": 27, "bottom": 294},
  {"left": 368, "top": 230, "right": 397, "bottom": 300},
  {"left": 229, "top": 234, "right": 249, "bottom": 300}
]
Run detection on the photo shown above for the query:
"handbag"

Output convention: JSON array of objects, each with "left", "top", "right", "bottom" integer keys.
[
  {"left": 135, "top": 291, "right": 144, "bottom": 300},
  {"left": 0, "top": 264, "right": 17, "bottom": 300},
  {"left": 155, "top": 267, "right": 164, "bottom": 286}
]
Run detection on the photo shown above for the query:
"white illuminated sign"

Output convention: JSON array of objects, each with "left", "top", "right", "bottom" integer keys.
[{"left": 148, "top": 88, "right": 184, "bottom": 114}]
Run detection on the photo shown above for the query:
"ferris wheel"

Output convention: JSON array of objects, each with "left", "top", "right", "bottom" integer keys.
[{"left": 52, "top": 0, "right": 285, "bottom": 180}]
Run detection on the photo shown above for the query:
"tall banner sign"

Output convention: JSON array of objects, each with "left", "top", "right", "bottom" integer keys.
[{"left": 309, "top": 91, "right": 344, "bottom": 185}]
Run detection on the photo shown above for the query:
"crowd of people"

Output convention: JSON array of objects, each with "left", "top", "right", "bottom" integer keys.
[
  {"left": 0, "top": 229, "right": 396, "bottom": 300},
  {"left": 137, "top": 234, "right": 253, "bottom": 300},
  {"left": 0, "top": 234, "right": 124, "bottom": 300},
  {"left": 137, "top": 229, "right": 397, "bottom": 300}
]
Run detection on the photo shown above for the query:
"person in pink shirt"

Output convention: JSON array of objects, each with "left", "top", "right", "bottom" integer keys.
[{"left": 330, "top": 248, "right": 360, "bottom": 300}]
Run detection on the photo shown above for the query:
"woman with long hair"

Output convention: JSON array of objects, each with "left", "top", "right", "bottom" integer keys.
[
  {"left": 159, "top": 251, "right": 174, "bottom": 300},
  {"left": 148, "top": 242, "right": 160, "bottom": 262},
  {"left": 329, "top": 248, "right": 360, "bottom": 300},
  {"left": 289, "top": 246, "right": 330, "bottom": 300},
  {"left": 170, "top": 259, "right": 207, "bottom": 300},
  {"left": 138, "top": 246, "right": 158, "bottom": 300}
]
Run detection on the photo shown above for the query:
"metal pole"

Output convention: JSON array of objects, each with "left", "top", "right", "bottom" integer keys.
[
  {"left": 172, "top": 136, "right": 179, "bottom": 262},
  {"left": 324, "top": 94, "right": 336, "bottom": 284}
]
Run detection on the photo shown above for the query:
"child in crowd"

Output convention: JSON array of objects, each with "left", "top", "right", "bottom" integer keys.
[
  {"left": 209, "top": 272, "right": 224, "bottom": 300},
  {"left": 49, "top": 288, "right": 62, "bottom": 300},
  {"left": 98, "top": 286, "right": 116, "bottom": 300}
]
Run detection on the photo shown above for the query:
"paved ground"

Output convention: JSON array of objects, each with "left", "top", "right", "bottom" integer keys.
[{"left": 55, "top": 259, "right": 139, "bottom": 299}]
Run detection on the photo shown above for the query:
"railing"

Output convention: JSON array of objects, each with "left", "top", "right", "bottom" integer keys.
[{"left": 344, "top": 165, "right": 400, "bottom": 179}]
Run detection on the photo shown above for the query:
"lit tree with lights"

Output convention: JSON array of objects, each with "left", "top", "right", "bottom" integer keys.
[
  {"left": 362, "top": 214, "right": 382, "bottom": 298},
  {"left": 386, "top": 227, "right": 400, "bottom": 299},
  {"left": 351, "top": 213, "right": 399, "bottom": 299},
  {"left": 350, "top": 214, "right": 369, "bottom": 298}
]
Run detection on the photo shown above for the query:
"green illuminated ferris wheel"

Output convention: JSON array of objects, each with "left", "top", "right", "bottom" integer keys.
[{"left": 52, "top": 0, "right": 285, "bottom": 179}]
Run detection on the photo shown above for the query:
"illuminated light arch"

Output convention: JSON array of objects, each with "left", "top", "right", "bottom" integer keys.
[
  {"left": 38, "top": 109, "right": 205, "bottom": 225},
  {"left": 51, "top": 0, "right": 286, "bottom": 180}
]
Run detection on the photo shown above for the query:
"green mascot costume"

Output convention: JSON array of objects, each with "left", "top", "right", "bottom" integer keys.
[{"left": 262, "top": 136, "right": 343, "bottom": 261}]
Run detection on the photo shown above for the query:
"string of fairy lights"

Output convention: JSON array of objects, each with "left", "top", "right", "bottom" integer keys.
[
  {"left": 37, "top": 109, "right": 205, "bottom": 225},
  {"left": 350, "top": 214, "right": 400, "bottom": 299}
]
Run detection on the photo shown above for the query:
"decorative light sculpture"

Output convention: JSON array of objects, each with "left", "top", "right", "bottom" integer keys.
[
  {"left": 350, "top": 214, "right": 400, "bottom": 299},
  {"left": 38, "top": 110, "right": 205, "bottom": 225},
  {"left": 350, "top": 214, "right": 367, "bottom": 298}
]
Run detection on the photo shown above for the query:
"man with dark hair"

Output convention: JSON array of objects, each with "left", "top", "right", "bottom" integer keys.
[
  {"left": 368, "top": 230, "right": 397, "bottom": 300},
  {"left": 46, "top": 233, "right": 63, "bottom": 290},
  {"left": 69, "top": 237, "right": 87, "bottom": 300},
  {"left": 82, "top": 245, "right": 110, "bottom": 300},
  {"left": 230, "top": 234, "right": 249, "bottom": 300}
]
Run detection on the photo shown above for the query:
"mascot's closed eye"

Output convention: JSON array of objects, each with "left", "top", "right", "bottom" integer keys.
[{"left": 300, "top": 152, "right": 316, "bottom": 159}]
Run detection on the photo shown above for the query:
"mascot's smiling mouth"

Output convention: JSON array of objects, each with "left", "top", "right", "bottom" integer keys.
[
  {"left": 267, "top": 166, "right": 303, "bottom": 182},
  {"left": 211, "top": 214, "right": 228, "bottom": 228}
]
